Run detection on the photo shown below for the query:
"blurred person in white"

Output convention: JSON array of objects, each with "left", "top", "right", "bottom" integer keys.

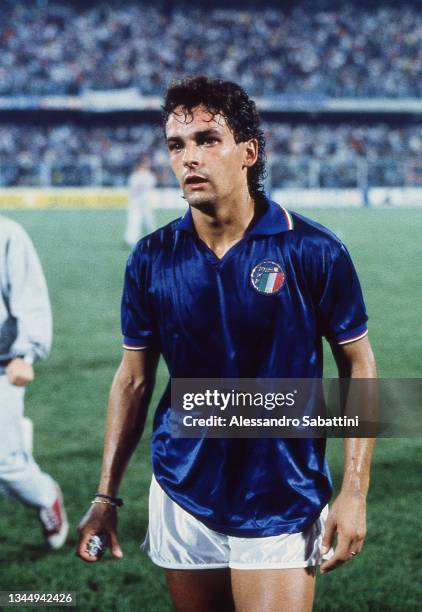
[
  {"left": 124, "top": 157, "right": 157, "bottom": 247},
  {"left": 0, "top": 216, "right": 68, "bottom": 549}
]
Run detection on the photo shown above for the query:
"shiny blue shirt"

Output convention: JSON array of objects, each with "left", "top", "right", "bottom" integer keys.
[{"left": 121, "top": 198, "right": 368, "bottom": 536}]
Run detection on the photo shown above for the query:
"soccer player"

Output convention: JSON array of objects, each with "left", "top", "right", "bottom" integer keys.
[
  {"left": 124, "top": 158, "right": 157, "bottom": 248},
  {"left": 77, "top": 77, "right": 376, "bottom": 611},
  {"left": 0, "top": 216, "right": 68, "bottom": 549}
]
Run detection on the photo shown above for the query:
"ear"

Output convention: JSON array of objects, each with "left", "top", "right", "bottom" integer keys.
[{"left": 242, "top": 138, "right": 258, "bottom": 168}]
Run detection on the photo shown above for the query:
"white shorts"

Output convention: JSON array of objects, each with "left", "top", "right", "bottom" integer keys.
[{"left": 141, "top": 476, "right": 333, "bottom": 570}]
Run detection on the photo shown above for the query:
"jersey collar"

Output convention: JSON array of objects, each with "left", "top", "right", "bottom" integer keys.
[
  {"left": 174, "top": 197, "right": 293, "bottom": 236},
  {"left": 248, "top": 198, "right": 294, "bottom": 236}
]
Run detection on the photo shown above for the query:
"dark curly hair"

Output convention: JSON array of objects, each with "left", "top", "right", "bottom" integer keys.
[{"left": 162, "top": 76, "right": 266, "bottom": 201}]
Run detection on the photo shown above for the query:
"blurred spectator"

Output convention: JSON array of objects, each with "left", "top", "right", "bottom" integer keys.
[
  {"left": 0, "top": 122, "right": 420, "bottom": 188},
  {"left": 0, "top": 215, "right": 68, "bottom": 550},
  {"left": 124, "top": 158, "right": 157, "bottom": 247},
  {"left": 0, "top": 2, "right": 420, "bottom": 98}
]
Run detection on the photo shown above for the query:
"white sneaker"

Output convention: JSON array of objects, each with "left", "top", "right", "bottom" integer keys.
[{"left": 38, "top": 484, "right": 69, "bottom": 550}]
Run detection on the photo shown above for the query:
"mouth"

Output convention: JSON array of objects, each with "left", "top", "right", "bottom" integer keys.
[{"left": 184, "top": 175, "right": 209, "bottom": 187}]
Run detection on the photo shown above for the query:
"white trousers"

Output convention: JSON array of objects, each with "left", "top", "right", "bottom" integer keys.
[
  {"left": 0, "top": 374, "right": 56, "bottom": 508},
  {"left": 124, "top": 197, "right": 155, "bottom": 247}
]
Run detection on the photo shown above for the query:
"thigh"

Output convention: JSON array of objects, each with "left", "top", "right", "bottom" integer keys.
[
  {"left": 231, "top": 567, "right": 316, "bottom": 612},
  {"left": 165, "top": 568, "right": 235, "bottom": 612}
]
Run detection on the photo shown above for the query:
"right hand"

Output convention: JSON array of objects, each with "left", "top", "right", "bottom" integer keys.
[
  {"left": 6, "top": 358, "right": 34, "bottom": 386},
  {"left": 76, "top": 503, "right": 123, "bottom": 562}
]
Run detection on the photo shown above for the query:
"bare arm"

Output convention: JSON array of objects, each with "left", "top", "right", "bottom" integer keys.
[
  {"left": 5, "top": 225, "right": 52, "bottom": 387},
  {"left": 7, "top": 224, "right": 52, "bottom": 362},
  {"left": 320, "top": 336, "right": 377, "bottom": 573},
  {"left": 76, "top": 348, "right": 159, "bottom": 562}
]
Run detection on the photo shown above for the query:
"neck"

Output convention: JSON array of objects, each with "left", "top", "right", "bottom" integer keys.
[{"left": 190, "top": 189, "right": 260, "bottom": 259}]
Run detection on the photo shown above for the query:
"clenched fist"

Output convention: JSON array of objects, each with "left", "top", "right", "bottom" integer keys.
[{"left": 6, "top": 358, "right": 34, "bottom": 386}]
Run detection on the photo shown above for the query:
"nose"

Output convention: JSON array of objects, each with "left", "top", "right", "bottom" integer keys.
[{"left": 182, "top": 142, "right": 201, "bottom": 168}]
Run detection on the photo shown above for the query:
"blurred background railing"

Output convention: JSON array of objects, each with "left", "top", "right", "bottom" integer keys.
[{"left": 1, "top": 158, "right": 420, "bottom": 191}]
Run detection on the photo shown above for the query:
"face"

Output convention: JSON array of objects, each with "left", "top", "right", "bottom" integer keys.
[{"left": 165, "top": 104, "right": 257, "bottom": 209}]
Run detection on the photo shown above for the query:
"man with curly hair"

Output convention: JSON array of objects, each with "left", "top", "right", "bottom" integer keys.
[{"left": 77, "top": 76, "right": 376, "bottom": 612}]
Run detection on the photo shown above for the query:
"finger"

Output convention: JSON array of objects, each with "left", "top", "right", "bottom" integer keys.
[
  {"left": 10, "top": 377, "right": 28, "bottom": 386},
  {"left": 320, "top": 534, "right": 351, "bottom": 573},
  {"left": 109, "top": 531, "right": 123, "bottom": 559},
  {"left": 347, "top": 530, "right": 365, "bottom": 555},
  {"left": 350, "top": 538, "right": 364, "bottom": 557},
  {"left": 356, "top": 530, "right": 366, "bottom": 551},
  {"left": 76, "top": 547, "right": 97, "bottom": 562},
  {"left": 76, "top": 532, "right": 102, "bottom": 563},
  {"left": 320, "top": 551, "right": 347, "bottom": 573},
  {"left": 321, "top": 515, "right": 336, "bottom": 555},
  {"left": 348, "top": 542, "right": 364, "bottom": 560}
]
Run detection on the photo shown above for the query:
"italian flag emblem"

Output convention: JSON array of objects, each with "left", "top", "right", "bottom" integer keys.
[{"left": 251, "top": 261, "right": 286, "bottom": 295}]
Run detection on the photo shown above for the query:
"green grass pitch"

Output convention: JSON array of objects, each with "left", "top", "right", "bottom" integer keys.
[{"left": 0, "top": 207, "right": 421, "bottom": 611}]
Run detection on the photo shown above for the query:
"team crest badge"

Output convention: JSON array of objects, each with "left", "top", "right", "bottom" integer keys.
[{"left": 251, "top": 261, "right": 285, "bottom": 295}]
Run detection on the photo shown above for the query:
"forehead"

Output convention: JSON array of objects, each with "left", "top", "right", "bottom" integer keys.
[{"left": 165, "top": 104, "right": 232, "bottom": 139}]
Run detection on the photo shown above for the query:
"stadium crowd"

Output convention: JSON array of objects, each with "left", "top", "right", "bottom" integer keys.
[
  {"left": 0, "top": 123, "right": 420, "bottom": 188},
  {"left": 0, "top": 2, "right": 420, "bottom": 98}
]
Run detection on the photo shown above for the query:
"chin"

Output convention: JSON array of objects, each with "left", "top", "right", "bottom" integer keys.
[{"left": 186, "top": 192, "right": 216, "bottom": 211}]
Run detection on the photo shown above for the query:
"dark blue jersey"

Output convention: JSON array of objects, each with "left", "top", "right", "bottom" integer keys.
[{"left": 121, "top": 198, "right": 368, "bottom": 537}]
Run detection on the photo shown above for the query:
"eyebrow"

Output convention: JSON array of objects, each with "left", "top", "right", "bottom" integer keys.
[{"left": 166, "top": 128, "right": 223, "bottom": 144}]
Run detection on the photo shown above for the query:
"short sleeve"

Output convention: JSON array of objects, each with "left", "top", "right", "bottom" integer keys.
[
  {"left": 317, "top": 244, "right": 368, "bottom": 345},
  {"left": 121, "top": 250, "right": 154, "bottom": 351}
]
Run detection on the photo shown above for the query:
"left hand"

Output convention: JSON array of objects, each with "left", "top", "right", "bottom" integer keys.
[
  {"left": 6, "top": 358, "right": 34, "bottom": 386},
  {"left": 320, "top": 490, "right": 367, "bottom": 574}
]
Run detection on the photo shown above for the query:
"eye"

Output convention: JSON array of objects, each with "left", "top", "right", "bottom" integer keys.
[
  {"left": 206, "top": 137, "right": 218, "bottom": 145},
  {"left": 168, "top": 141, "right": 183, "bottom": 152},
  {"left": 200, "top": 135, "right": 219, "bottom": 146}
]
